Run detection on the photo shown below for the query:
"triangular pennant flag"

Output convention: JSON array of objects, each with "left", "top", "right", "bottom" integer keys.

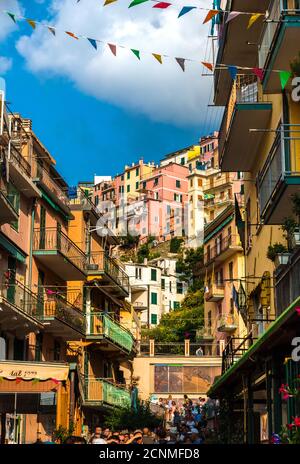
[
  {"left": 65, "top": 31, "right": 79, "bottom": 40},
  {"left": 202, "top": 62, "right": 213, "bottom": 72},
  {"left": 48, "top": 27, "right": 56, "bottom": 36},
  {"left": 247, "top": 13, "right": 263, "bottom": 29},
  {"left": 178, "top": 6, "right": 196, "bottom": 18},
  {"left": 279, "top": 71, "right": 292, "bottom": 90},
  {"left": 152, "top": 53, "right": 162, "bottom": 64},
  {"left": 26, "top": 19, "right": 36, "bottom": 29},
  {"left": 153, "top": 2, "right": 171, "bottom": 8},
  {"left": 203, "top": 10, "right": 219, "bottom": 24},
  {"left": 51, "top": 378, "right": 60, "bottom": 385},
  {"left": 108, "top": 43, "right": 117, "bottom": 56},
  {"left": 131, "top": 49, "right": 140, "bottom": 60},
  {"left": 104, "top": 0, "right": 118, "bottom": 4},
  {"left": 88, "top": 38, "right": 97, "bottom": 50},
  {"left": 15, "top": 377, "right": 22, "bottom": 384},
  {"left": 252, "top": 67, "right": 264, "bottom": 82},
  {"left": 32, "top": 378, "right": 40, "bottom": 384},
  {"left": 129, "top": 0, "right": 149, "bottom": 7},
  {"left": 7, "top": 12, "right": 16, "bottom": 23},
  {"left": 176, "top": 58, "right": 185, "bottom": 72},
  {"left": 226, "top": 11, "right": 242, "bottom": 23},
  {"left": 228, "top": 65, "right": 237, "bottom": 80}
]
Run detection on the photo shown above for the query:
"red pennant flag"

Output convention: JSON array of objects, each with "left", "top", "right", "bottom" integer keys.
[
  {"left": 51, "top": 378, "right": 60, "bottom": 385},
  {"left": 252, "top": 67, "right": 264, "bottom": 82},
  {"left": 175, "top": 58, "right": 185, "bottom": 72},
  {"left": 65, "top": 31, "right": 79, "bottom": 40},
  {"left": 202, "top": 62, "right": 213, "bottom": 72},
  {"left": 15, "top": 377, "right": 22, "bottom": 384},
  {"left": 153, "top": 2, "right": 171, "bottom": 8},
  {"left": 203, "top": 9, "right": 219, "bottom": 24},
  {"left": 108, "top": 43, "right": 117, "bottom": 56}
]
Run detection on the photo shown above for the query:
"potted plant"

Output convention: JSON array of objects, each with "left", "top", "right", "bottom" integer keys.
[
  {"left": 281, "top": 217, "right": 298, "bottom": 252},
  {"left": 291, "top": 193, "right": 300, "bottom": 245},
  {"left": 267, "top": 242, "right": 289, "bottom": 266}
]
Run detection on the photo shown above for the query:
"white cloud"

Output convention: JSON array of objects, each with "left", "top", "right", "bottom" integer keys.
[
  {"left": 16, "top": 0, "right": 216, "bottom": 127},
  {"left": 0, "top": 56, "right": 13, "bottom": 73},
  {"left": 0, "top": 0, "right": 23, "bottom": 42}
]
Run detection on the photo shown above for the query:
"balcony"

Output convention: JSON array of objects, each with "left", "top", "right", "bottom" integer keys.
[
  {"left": 219, "top": 76, "right": 272, "bottom": 172},
  {"left": 204, "top": 173, "right": 231, "bottom": 192},
  {"left": 81, "top": 377, "right": 130, "bottom": 408},
  {"left": 0, "top": 281, "right": 44, "bottom": 332},
  {"left": 222, "top": 335, "right": 256, "bottom": 374},
  {"left": 275, "top": 247, "right": 300, "bottom": 317},
  {"left": 196, "top": 327, "right": 215, "bottom": 343},
  {"left": 33, "top": 228, "right": 87, "bottom": 280},
  {"left": 258, "top": 124, "right": 300, "bottom": 225},
  {"left": 0, "top": 189, "right": 18, "bottom": 224},
  {"left": 32, "top": 162, "right": 70, "bottom": 215},
  {"left": 204, "top": 235, "right": 243, "bottom": 266},
  {"left": 9, "top": 145, "right": 40, "bottom": 198},
  {"left": 217, "top": 314, "right": 238, "bottom": 334},
  {"left": 86, "top": 312, "right": 134, "bottom": 353},
  {"left": 259, "top": 0, "right": 300, "bottom": 93},
  {"left": 214, "top": 0, "right": 269, "bottom": 105},
  {"left": 204, "top": 193, "right": 232, "bottom": 210},
  {"left": 205, "top": 283, "right": 225, "bottom": 302},
  {"left": 37, "top": 290, "right": 86, "bottom": 340},
  {"left": 87, "top": 252, "right": 129, "bottom": 296},
  {"left": 69, "top": 188, "right": 99, "bottom": 224}
]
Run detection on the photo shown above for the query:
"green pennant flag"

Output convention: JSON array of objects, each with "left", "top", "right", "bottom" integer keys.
[
  {"left": 129, "top": 0, "right": 149, "bottom": 7},
  {"left": 131, "top": 49, "right": 140, "bottom": 60},
  {"left": 279, "top": 70, "right": 292, "bottom": 90},
  {"left": 7, "top": 12, "right": 16, "bottom": 23}
]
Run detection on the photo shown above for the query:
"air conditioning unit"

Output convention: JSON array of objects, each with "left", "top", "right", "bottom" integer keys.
[{"left": 86, "top": 264, "right": 99, "bottom": 271}]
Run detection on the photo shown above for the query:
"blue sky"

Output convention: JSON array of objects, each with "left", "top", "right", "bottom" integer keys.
[{"left": 0, "top": 0, "right": 218, "bottom": 185}]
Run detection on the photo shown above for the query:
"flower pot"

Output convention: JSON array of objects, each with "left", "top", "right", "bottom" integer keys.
[{"left": 275, "top": 253, "right": 290, "bottom": 267}]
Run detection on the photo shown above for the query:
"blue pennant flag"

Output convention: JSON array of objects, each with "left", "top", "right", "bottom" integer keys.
[
  {"left": 228, "top": 65, "right": 238, "bottom": 80},
  {"left": 87, "top": 38, "right": 97, "bottom": 50},
  {"left": 178, "top": 6, "right": 196, "bottom": 18}
]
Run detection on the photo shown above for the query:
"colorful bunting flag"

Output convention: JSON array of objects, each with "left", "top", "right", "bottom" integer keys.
[
  {"left": 48, "top": 27, "right": 56, "bottom": 36},
  {"left": 228, "top": 65, "right": 237, "bottom": 80},
  {"left": 0, "top": 377, "right": 3, "bottom": 382},
  {"left": 203, "top": 9, "right": 219, "bottom": 24},
  {"left": 32, "top": 378, "right": 40, "bottom": 384},
  {"left": 247, "top": 13, "right": 263, "bottom": 29},
  {"left": 202, "top": 62, "right": 213, "bottom": 72},
  {"left": 103, "top": 0, "right": 118, "bottom": 5},
  {"left": 26, "top": 19, "right": 36, "bottom": 29},
  {"left": 226, "top": 11, "right": 242, "bottom": 24},
  {"left": 279, "top": 70, "right": 292, "bottom": 90},
  {"left": 175, "top": 58, "right": 185, "bottom": 72},
  {"left": 152, "top": 53, "right": 162, "bottom": 64},
  {"left": 153, "top": 2, "right": 171, "bottom": 8},
  {"left": 108, "top": 43, "right": 117, "bottom": 56},
  {"left": 178, "top": 6, "right": 196, "bottom": 18},
  {"left": 129, "top": 0, "right": 149, "bottom": 7},
  {"left": 6, "top": 12, "right": 16, "bottom": 23},
  {"left": 66, "top": 31, "right": 79, "bottom": 39},
  {"left": 252, "top": 67, "right": 264, "bottom": 82},
  {"left": 88, "top": 38, "right": 98, "bottom": 50},
  {"left": 15, "top": 377, "right": 22, "bottom": 384},
  {"left": 51, "top": 378, "right": 60, "bottom": 385},
  {"left": 131, "top": 49, "right": 141, "bottom": 60}
]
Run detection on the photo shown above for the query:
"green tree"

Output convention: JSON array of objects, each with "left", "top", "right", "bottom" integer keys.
[{"left": 104, "top": 401, "right": 161, "bottom": 431}]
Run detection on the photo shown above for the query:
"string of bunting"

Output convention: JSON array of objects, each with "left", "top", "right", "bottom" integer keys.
[{"left": 3, "top": 10, "right": 294, "bottom": 87}]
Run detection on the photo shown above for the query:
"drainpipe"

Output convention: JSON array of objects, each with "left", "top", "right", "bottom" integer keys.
[
  {"left": 69, "top": 365, "right": 76, "bottom": 428},
  {"left": 27, "top": 198, "right": 36, "bottom": 289}
]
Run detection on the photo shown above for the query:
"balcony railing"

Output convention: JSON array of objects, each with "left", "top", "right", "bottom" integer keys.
[
  {"left": 10, "top": 144, "right": 32, "bottom": 178},
  {"left": 41, "top": 290, "right": 86, "bottom": 334},
  {"left": 0, "top": 280, "right": 41, "bottom": 320},
  {"left": 32, "top": 161, "right": 70, "bottom": 208},
  {"left": 222, "top": 335, "right": 257, "bottom": 374},
  {"left": 205, "top": 282, "right": 225, "bottom": 301},
  {"left": 275, "top": 247, "right": 300, "bottom": 317},
  {"left": 258, "top": 124, "right": 300, "bottom": 215},
  {"left": 86, "top": 312, "right": 134, "bottom": 352},
  {"left": 204, "top": 173, "right": 231, "bottom": 191},
  {"left": 205, "top": 234, "right": 242, "bottom": 265},
  {"left": 217, "top": 314, "right": 238, "bottom": 333},
  {"left": 82, "top": 377, "right": 130, "bottom": 407},
  {"left": 137, "top": 340, "right": 220, "bottom": 357},
  {"left": 88, "top": 252, "right": 129, "bottom": 294},
  {"left": 33, "top": 227, "right": 87, "bottom": 274},
  {"left": 69, "top": 188, "right": 99, "bottom": 215}
]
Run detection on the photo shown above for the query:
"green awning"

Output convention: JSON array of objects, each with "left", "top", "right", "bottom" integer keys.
[
  {"left": 40, "top": 190, "right": 71, "bottom": 221},
  {"left": 0, "top": 233, "right": 26, "bottom": 263},
  {"left": 204, "top": 215, "right": 234, "bottom": 244}
]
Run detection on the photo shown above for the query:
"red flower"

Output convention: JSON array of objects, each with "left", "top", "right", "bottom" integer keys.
[
  {"left": 293, "top": 417, "right": 300, "bottom": 427},
  {"left": 287, "top": 423, "right": 294, "bottom": 430}
]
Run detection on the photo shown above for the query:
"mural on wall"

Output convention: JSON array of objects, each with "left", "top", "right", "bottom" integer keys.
[{"left": 154, "top": 365, "right": 218, "bottom": 393}]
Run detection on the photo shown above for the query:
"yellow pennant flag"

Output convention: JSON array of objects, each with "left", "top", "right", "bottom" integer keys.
[
  {"left": 152, "top": 53, "right": 162, "bottom": 64},
  {"left": 26, "top": 19, "right": 36, "bottom": 29},
  {"left": 104, "top": 0, "right": 118, "bottom": 5},
  {"left": 247, "top": 13, "right": 263, "bottom": 29}
]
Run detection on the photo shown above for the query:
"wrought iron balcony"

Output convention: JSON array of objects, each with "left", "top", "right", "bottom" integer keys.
[
  {"left": 87, "top": 252, "right": 129, "bottom": 296},
  {"left": 86, "top": 312, "right": 134, "bottom": 353},
  {"left": 205, "top": 283, "right": 225, "bottom": 302},
  {"left": 204, "top": 234, "right": 243, "bottom": 266},
  {"left": 33, "top": 228, "right": 87, "bottom": 280},
  {"left": 81, "top": 376, "right": 130, "bottom": 407}
]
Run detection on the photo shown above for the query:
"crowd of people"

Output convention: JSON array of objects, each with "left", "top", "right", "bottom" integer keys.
[{"left": 62, "top": 395, "right": 212, "bottom": 444}]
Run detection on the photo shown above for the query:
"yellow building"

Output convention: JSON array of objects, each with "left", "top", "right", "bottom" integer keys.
[{"left": 208, "top": 1, "right": 300, "bottom": 444}]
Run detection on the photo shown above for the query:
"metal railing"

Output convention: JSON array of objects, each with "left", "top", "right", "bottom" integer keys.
[
  {"left": 86, "top": 312, "right": 134, "bottom": 352},
  {"left": 33, "top": 227, "right": 87, "bottom": 274},
  {"left": 137, "top": 340, "right": 221, "bottom": 357},
  {"left": 69, "top": 188, "right": 100, "bottom": 215},
  {"left": 88, "top": 252, "right": 130, "bottom": 294},
  {"left": 10, "top": 144, "right": 31, "bottom": 178},
  {"left": 41, "top": 290, "right": 86, "bottom": 334},
  {"left": 204, "top": 234, "right": 242, "bottom": 265},
  {"left": 32, "top": 161, "right": 70, "bottom": 207},
  {"left": 222, "top": 335, "right": 257, "bottom": 374},
  {"left": 204, "top": 173, "right": 231, "bottom": 191},
  {"left": 205, "top": 282, "right": 225, "bottom": 301},
  {"left": 258, "top": 0, "right": 300, "bottom": 70},
  {"left": 258, "top": 124, "right": 300, "bottom": 215},
  {"left": 82, "top": 377, "right": 131, "bottom": 407},
  {"left": 275, "top": 247, "right": 300, "bottom": 317},
  {"left": 0, "top": 280, "right": 41, "bottom": 320}
]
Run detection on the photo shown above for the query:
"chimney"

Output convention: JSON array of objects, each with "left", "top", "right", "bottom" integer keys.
[{"left": 144, "top": 258, "right": 148, "bottom": 265}]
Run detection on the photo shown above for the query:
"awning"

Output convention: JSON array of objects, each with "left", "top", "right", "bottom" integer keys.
[
  {"left": 40, "top": 189, "right": 73, "bottom": 221},
  {"left": 0, "top": 233, "right": 27, "bottom": 263},
  {"left": 204, "top": 215, "right": 234, "bottom": 244},
  {"left": 0, "top": 361, "right": 69, "bottom": 381}
]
